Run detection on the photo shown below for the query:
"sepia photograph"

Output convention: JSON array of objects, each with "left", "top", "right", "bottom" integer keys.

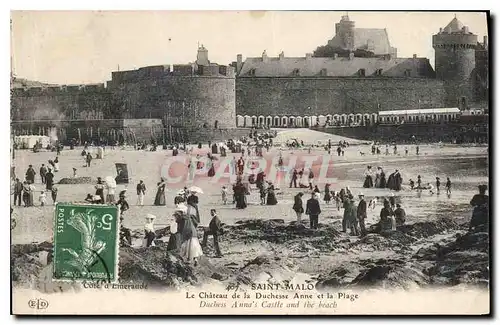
[{"left": 10, "top": 10, "right": 490, "bottom": 315}]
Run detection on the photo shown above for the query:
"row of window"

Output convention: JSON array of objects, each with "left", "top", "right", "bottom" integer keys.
[{"left": 247, "top": 68, "right": 412, "bottom": 77}]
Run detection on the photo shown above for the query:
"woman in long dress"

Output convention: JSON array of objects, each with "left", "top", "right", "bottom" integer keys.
[
  {"left": 266, "top": 184, "right": 278, "bottom": 205},
  {"left": 323, "top": 184, "right": 332, "bottom": 204},
  {"left": 167, "top": 207, "right": 183, "bottom": 251},
  {"left": 375, "top": 167, "right": 381, "bottom": 188},
  {"left": 207, "top": 157, "right": 216, "bottom": 177},
  {"left": 154, "top": 178, "right": 166, "bottom": 206},
  {"left": 379, "top": 167, "right": 387, "bottom": 189},
  {"left": 363, "top": 166, "right": 374, "bottom": 188},
  {"left": 177, "top": 204, "right": 203, "bottom": 266}
]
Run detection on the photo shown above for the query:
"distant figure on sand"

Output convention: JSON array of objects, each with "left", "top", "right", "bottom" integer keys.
[
  {"left": 446, "top": 177, "right": 452, "bottom": 195},
  {"left": 25, "top": 165, "right": 36, "bottom": 184},
  {"left": 136, "top": 180, "right": 146, "bottom": 206},
  {"left": 86, "top": 153, "right": 93, "bottom": 167},
  {"left": 40, "top": 164, "right": 47, "bottom": 184},
  {"left": 154, "top": 178, "right": 166, "bottom": 206},
  {"left": 95, "top": 177, "right": 105, "bottom": 203},
  {"left": 45, "top": 169, "right": 54, "bottom": 191},
  {"left": 323, "top": 184, "right": 332, "bottom": 204},
  {"left": 266, "top": 183, "right": 278, "bottom": 205}
]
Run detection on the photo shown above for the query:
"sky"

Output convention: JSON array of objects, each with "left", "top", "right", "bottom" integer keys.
[{"left": 10, "top": 11, "right": 488, "bottom": 85}]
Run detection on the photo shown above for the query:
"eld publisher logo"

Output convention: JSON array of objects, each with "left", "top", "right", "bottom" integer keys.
[{"left": 28, "top": 299, "right": 49, "bottom": 310}]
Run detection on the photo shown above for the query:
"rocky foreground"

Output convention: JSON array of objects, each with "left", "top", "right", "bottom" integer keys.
[{"left": 11, "top": 218, "right": 489, "bottom": 293}]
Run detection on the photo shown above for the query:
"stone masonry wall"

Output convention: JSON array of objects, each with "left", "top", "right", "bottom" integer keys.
[
  {"left": 109, "top": 76, "right": 236, "bottom": 129},
  {"left": 236, "top": 77, "right": 446, "bottom": 116}
]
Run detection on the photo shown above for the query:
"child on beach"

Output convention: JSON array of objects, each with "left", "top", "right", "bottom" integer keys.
[
  {"left": 39, "top": 191, "right": 47, "bottom": 207},
  {"left": 428, "top": 183, "right": 435, "bottom": 195}
]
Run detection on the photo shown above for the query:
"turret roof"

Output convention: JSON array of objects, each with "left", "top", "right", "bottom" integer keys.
[{"left": 443, "top": 17, "right": 465, "bottom": 33}]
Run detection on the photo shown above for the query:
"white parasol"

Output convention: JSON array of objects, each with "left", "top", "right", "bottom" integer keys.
[
  {"left": 104, "top": 176, "right": 117, "bottom": 188},
  {"left": 188, "top": 186, "right": 204, "bottom": 194}
]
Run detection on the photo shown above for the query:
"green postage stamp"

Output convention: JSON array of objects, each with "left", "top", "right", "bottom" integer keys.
[{"left": 53, "top": 203, "right": 119, "bottom": 282}]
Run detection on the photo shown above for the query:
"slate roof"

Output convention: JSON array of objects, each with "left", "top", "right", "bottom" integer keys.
[
  {"left": 443, "top": 17, "right": 465, "bottom": 33},
  {"left": 238, "top": 56, "right": 436, "bottom": 78},
  {"left": 328, "top": 28, "right": 392, "bottom": 55}
]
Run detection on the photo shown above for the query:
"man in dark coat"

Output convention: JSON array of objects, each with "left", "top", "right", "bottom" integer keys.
[
  {"left": 306, "top": 192, "right": 321, "bottom": 229},
  {"left": 45, "top": 169, "right": 54, "bottom": 191},
  {"left": 13, "top": 178, "right": 23, "bottom": 206},
  {"left": 39, "top": 164, "right": 48, "bottom": 184},
  {"left": 202, "top": 209, "right": 223, "bottom": 257},
  {"left": 357, "top": 193, "right": 367, "bottom": 236}
]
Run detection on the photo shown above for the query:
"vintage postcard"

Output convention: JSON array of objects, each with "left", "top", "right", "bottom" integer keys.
[{"left": 10, "top": 10, "right": 490, "bottom": 315}]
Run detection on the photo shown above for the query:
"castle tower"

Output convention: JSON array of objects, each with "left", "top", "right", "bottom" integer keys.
[
  {"left": 196, "top": 44, "right": 209, "bottom": 66},
  {"left": 335, "top": 14, "right": 355, "bottom": 51},
  {"left": 433, "top": 16, "right": 478, "bottom": 108}
]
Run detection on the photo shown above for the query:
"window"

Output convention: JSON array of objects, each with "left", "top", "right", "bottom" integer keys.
[
  {"left": 404, "top": 69, "right": 411, "bottom": 77},
  {"left": 375, "top": 69, "right": 383, "bottom": 76},
  {"left": 358, "top": 69, "right": 366, "bottom": 77},
  {"left": 320, "top": 68, "right": 327, "bottom": 76},
  {"left": 292, "top": 69, "right": 300, "bottom": 76},
  {"left": 249, "top": 68, "right": 256, "bottom": 76}
]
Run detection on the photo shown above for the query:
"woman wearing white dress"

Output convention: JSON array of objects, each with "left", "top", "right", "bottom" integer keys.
[{"left": 177, "top": 204, "right": 203, "bottom": 266}]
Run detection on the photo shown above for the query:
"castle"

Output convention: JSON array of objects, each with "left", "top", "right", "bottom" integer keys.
[
  {"left": 232, "top": 15, "right": 488, "bottom": 127},
  {"left": 10, "top": 15, "right": 488, "bottom": 142}
]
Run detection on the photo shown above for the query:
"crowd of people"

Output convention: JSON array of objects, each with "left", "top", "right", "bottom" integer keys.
[{"left": 11, "top": 132, "right": 489, "bottom": 268}]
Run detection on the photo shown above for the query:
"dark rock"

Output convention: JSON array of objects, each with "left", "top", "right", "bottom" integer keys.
[
  {"left": 397, "top": 218, "right": 460, "bottom": 238},
  {"left": 118, "top": 246, "right": 198, "bottom": 288},
  {"left": 349, "top": 259, "right": 429, "bottom": 289},
  {"left": 211, "top": 272, "right": 226, "bottom": 281}
]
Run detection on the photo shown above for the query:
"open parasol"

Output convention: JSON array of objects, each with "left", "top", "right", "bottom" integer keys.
[{"left": 188, "top": 186, "right": 204, "bottom": 194}]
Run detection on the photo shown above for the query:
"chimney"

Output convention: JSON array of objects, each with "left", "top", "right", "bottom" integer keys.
[
  {"left": 333, "top": 53, "right": 338, "bottom": 60},
  {"left": 236, "top": 54, "right": 243, "bottom": 74},
  {"left": 262, "top": 50, "right": 268, "bottom": 63},
  {"left": 279, "top": 51, "right": 284, "bottom": 60},
  {"left": 413, "top": 54, "right": 417, "bottom": 59},
  {"left": 349, "top": 52, "right": 354, "bottom": 60},
  {"left": 305, "top": 53, "right": 312, "bottom": 60},
  {"left": 439, "top": 27, "right": 443, "bottom": 33},
  {"left": 484, "top": 35, "right": 488, "bottom": 48}
]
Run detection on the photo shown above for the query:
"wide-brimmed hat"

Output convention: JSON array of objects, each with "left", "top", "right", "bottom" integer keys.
[
  {"left": 358, "top": 192, "right": 364, "bottom": 197},
  {"left": 145, "top": 214, "right": 156, "bottom": 220}
]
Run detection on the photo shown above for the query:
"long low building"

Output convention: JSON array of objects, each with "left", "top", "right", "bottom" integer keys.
[{"left": 378, "top": 107, "right": 461, "bottom": 124}]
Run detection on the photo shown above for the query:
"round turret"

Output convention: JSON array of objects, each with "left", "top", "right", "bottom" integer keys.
[{"left": 432, "top": 16, "right": 478, "bottom": 107}]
